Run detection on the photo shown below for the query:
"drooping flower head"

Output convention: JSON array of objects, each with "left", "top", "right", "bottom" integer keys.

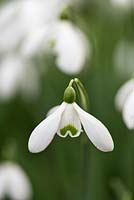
[
  {"left": 0, "top": 0, "right": 90, "bottom": 77},
  {"left": 0, "top": 161, "right": 32, "bottom": 200},
  {"left": 28, "top": 78, "right": 114, "bottom": 153},
  {"left": 115, "top": 78, "right": 134, "bottom": 129},
  {"left": 0, "top": 55, "right": 40, "bottom": 101}
]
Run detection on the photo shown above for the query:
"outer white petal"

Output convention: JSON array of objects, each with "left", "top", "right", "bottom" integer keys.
[
  {"left": 7, "top": 163, "right": 32, "bottom": 200},
  {"left": 28, "top": 102, "right": 66, "bottom": 153},
  {"left": 47, "top": 105, "right": 60, "bottom": 117},
  {"left": 53, "top": 21, "right": 89, "bottom": 74},
  {"left": 20, "top": 27, "right": 49, "bottom": 58},
  {"left": 57, "top": 103, "right": 81, "bottom": 138},
  {"left": 0, "top": 2, "right": 18, "bottom": 28},
  {"left": 0, "top": 162, "right": 32, "bottom": 200},
  {"left": 0, "top": 56, "right": 24, "bottom": 100},
  {"left": 20, "top": 0, "right": 69, "bottom": 34},
  {"left": 123, "top": 92, "right": 134, "bottom": 129},
  {"left": 0, "top": 2, "right": 24, "bottom": 53},
  {"left": 0, "top": 21, "right": 24, "bottom": 53},
  {"left": 73, "top": 103, "right": 114, "bottom": 152},
  {"left": 115, "top": 79, "right": 134, "bottom": 111}
]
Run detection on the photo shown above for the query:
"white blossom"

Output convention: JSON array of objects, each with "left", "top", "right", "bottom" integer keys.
[
  {"left": 28, "top": 102, "right": 114, "bottom": 153},
  {"left": 0, "top": 162, "right": 32, "bottom": 200},
  {"left": 115, "top": 79, "right": 134, "bottom": 129},
  {"left": 0, "top": 0, "right": 90, "bottom": 76},
  {"left": 20, "top": 20, "right": 90, "bottom": 75},
  {"left": 123, "top": 91, "right": 134, "bottom": 129},
  {"left": 53, "top": 21, "right": 89, "bottom": 74},
  {"left": 0, "top": 55, "right": 40, "bottom": 101}
]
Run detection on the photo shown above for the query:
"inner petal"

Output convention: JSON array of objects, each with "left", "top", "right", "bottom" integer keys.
[{"left": 57, "top": 104, "right": 81, "bottom": 138}]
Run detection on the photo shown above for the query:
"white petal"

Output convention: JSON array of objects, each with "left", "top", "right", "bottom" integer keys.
[
  {"left": 57, "top": 103, "right": 81, "bottom": 138},
  {"left": 47, "top": 105, "right": 60, "bottom": 117},
  {"left": 0, "top": 162, "right": 32, "bottom": 200},
  {"left": 0, "top": 3, "right": 23, "bottom": 53},
  {"left": 73, "top": 103, "right": 114, "bottom": 152},
  {"left": 28, "top": 102, "right": 66, "bottom": 153},
  {"left": 0, "top": 2, "right": 18, "bottom": 28},
  {"left": 53, "top": 21, "right": 90, "bottom": 74},
  {"left": 123, "top": 92, "right": 134, "bottom": 129},
  {"left": 7, "top": 163, "right": 32, "bottom": 200},
  {"left": 0, "top": 56, "right": 24, "bottom": 100},
  {"left": 115, "top": 79, "right": 134, "bottom": 111},
  {"left": 20, "top": 26, "right": 52, "bottom": 58},
  {"left": 20, "top": 0, "right": 68, "bottom": 33}
]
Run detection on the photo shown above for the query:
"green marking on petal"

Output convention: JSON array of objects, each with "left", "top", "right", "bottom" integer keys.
[{"left": 60, "top": 124, "right": 78, "bottom": 136}]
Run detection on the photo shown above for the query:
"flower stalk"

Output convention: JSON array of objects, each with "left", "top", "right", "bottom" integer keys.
[
  {"left": 73, "top": 78, "right": 89, "bottom": 112},
  {"left": 64, "top": 78, "right": 89, "bottom": 112},
  {"left": 64, "top": 78, "right": 90, "bottom": 199}
]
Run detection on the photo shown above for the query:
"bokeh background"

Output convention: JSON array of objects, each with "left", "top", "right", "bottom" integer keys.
[{"left": 0, "top": 0, "right": 134, "bottom": 199}]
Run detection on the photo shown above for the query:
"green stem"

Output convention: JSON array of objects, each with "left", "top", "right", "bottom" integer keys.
[
  {"left": 80, "top": 135, "right": 90, "bottom": 200},
  {"left": 65, "top": 78, "right": 90, "bottom": 199},
  {"left": 73, "top": 78, "right": 89, "bottom": 112},
  {"left": 68, "top": 79, "right": 75, "bottom": 87},
  {"left": 71, "top": 78, "right": 90, "bottom": 200}
]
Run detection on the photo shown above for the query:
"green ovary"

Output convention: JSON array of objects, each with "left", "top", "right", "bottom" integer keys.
[{"left": 60, "top": 124, "right": 78, "bottom": 136}]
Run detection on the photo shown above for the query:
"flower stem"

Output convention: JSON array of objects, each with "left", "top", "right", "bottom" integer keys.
[
  {"left": 68, "top": 79, "right": 74, "bottom": 87},
  {"left": 80, "top": 135, "right": 90, "bottom": 200},
  {"left": 73, "top": 78, "right": 89, "bottom": 112},
  {"left": 67, "top": 78, "right": 90, "bottom": 199},
  {"left": 72, "top": 78, "right": 90, "bottom": 199}
]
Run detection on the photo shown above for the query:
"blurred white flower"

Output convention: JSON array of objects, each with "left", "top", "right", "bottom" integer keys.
[
  {"left": 0, "top": 55, "right": 40, "bottom": 101},
  {"left": 113, "top": 41, "right": 134, "bottom": 78},
  {"left": 23, "top": 20, "right": 90, "bottom": 74},
  {"left": 53, "top": 21, "right": 89, "bottom": 74},
  {"left": 111, "top": 0, "right": 134, "bottom": 9},
  {"left": 0, "top": 2, "right": 24, "bottom": 53},
  {"left": 115, "top": 79, "right": 134, "bottom": 129},
  {"left": 0, "top": 0, "right": 90, "bottom": 76},
  {"left": 28, "top": 101, "right": 114, "bottom": 153},
  {"left": 0, "top": 162, "right": 32, "bottom": 200}
]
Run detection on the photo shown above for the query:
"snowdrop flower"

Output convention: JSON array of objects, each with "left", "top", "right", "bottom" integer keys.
[
  {"left": 53, "top": 21, "right": 89, "bottom": 74},
  {"left": 0, "top": 2, "right": 25, "bottom": 53},
  {"left": 0, "top": 162, "right": 32, "bottom": 200},
  {"left": 115, "top": 78, "right": 134, "bottom": 129},
  {"left": 114, "top": 41, "right": 134, "bottom": 78},
  {"left": 0, "top": 0, "right": 90, "bottom": 75},
  {"left": 0, "top": 55, "right": 39, "bottom": 101},
  {"left": 28, "top": 78, "right": 114, "bottom": 153},
  {"left": 21, "top": 20, "right": 89, "bottom": 75}
]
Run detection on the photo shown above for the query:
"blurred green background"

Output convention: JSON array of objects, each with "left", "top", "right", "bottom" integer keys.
[{"left": 0, "top": 0, "right": 134, "bottom": 199}]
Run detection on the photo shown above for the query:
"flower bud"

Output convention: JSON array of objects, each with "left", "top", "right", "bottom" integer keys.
[{"left": 63, "top": 86, "right": 76, "bottom": 103}]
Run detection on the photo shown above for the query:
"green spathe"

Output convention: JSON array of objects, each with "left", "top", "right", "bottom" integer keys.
[{"left": 60, "top": 124, "right": 78, "bottom": 136}]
